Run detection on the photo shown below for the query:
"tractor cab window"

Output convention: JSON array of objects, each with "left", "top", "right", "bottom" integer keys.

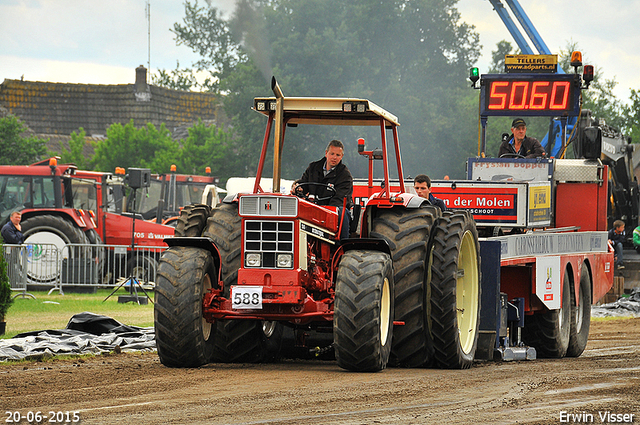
[
  {"left": 132, "top": 180, "right": 163, "bottom": 218},
  {"left": 0, "top": 175, "right": 57, "bottom": 222},
  {"left": 32, "top": 177, "right": 55, "bottom": 208},
  {"left": 184, "top": 183, "right": 206, "bottom": 205},
  {"left": 71, "top": 179, "right": 98, "bottom": 213}
]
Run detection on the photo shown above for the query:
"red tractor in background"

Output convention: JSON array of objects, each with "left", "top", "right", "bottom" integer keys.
[
  {"left": 155, "top": 78, "right": 481, "bottom": 371},
  {"left": 128, "top": 166, "right": 220, "bottom": 227},
  {"left": 0, "top": 159, "right": 174, "bottom": 285}
]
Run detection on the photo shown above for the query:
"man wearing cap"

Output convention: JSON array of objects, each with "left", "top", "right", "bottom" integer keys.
[{"left": 498, "top": 118, "right": 545, "bottom": 158}]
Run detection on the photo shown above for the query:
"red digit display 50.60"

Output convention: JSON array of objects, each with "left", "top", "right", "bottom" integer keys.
[{"left": 480, "top": 74, "right": 579, "bottom": 116}]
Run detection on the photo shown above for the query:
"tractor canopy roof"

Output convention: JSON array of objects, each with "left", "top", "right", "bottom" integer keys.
[{"left": 252, "top": 96, "right": 400, "bottom": 128}]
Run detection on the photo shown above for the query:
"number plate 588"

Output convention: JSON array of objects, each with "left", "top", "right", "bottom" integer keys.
[{"left": 231, "top": 286, "right": 263, "bottom": 309}]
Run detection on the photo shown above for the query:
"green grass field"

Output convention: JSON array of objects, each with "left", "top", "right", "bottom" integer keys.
[{"left": 1, "top": 288, "right": 154, "bottom": 339}]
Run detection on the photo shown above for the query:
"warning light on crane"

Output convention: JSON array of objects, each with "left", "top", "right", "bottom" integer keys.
[
  {"left": 582, "top": 65, "right": 594, "bottom": 89},
  {"left": 469, "top": 67, "right": 480, "bottom": 88},
  {"left": 570, "top": 51, "right": 583, "bottom": 68}
]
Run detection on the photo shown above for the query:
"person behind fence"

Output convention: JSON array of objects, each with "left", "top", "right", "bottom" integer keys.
[
  {"left": 414, "top": 174, "right": 446, "bottom": 211},
  {"left": 1, "top": 211, "right": 24, "bottom": 245},
  {"left": 608, "top": 219, "right": 625, "bottom": 270},
  {"left": 295, "top": 139, "right": 353, "bottom": 239},
  {"left": 498, "top": 118, "right": 545, "bottom": 159}
]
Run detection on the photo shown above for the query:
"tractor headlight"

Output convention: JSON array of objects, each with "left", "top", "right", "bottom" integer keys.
[
  {"left": 246, "top": 253, "right": 261, "bottom": 267},
  {"left": 277, "top": 253, "right": 293, "bottom": 268}
]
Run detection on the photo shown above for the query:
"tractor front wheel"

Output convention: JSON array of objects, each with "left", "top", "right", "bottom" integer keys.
[
  {"left": 154, "top": 246, "right": 216, "bottom": 367},
  {"left": 334, "top": 250, "right": 394, "bottom": 372}
]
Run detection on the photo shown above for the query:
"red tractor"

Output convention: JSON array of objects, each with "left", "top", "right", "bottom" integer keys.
[
  {"left": 0, "top": 159, "right": 174, "bottom": 285},
  {"left": 154, "top": 79, "right": 481, "bottom": 371}
]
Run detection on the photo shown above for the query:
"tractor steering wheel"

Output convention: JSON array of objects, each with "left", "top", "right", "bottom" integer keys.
[
  {"left": 500, "top": 153, "right": 526, "bottom": 159},
  {"left": 294, "top": 182, "right": 337, "bottom": 204}
]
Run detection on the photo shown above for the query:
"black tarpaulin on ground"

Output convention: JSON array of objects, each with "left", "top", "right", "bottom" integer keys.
[
  {"left": 0, "top": 312, "right": 155, "bottom": 361},
  {"left": 592, "top": 288, "right": 640, "bottom": 318}
]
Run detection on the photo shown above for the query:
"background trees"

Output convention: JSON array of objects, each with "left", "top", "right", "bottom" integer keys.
[
  {"left": 0, "top": 116, "right": 47, "bottom": 165},
  {"left": 167, "top": 0, "right": 482, "bottom": 180},
  {"left": 5, "top": 0, "right": 638, "bottom": 182}
]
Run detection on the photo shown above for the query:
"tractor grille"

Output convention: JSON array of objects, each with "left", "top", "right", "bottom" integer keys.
[
  {"left": 239, "top": 195, "right": 298, "bottom": 217},
  {"left": 244, "top": 220, "right": 294, "bottom": 268}
]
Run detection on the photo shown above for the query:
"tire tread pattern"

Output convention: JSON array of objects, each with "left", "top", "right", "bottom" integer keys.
[
  {"left": 175, "top": 204, "right": 212, "bottom": 237},
  {"left": 370, "top": 207, "right": 439, "bottom": 367},
  {"left": 430, "top": 210, "right": 481, "bottom": 369},
  {"left": 154, "top": 246, "right": 215, "bottom": 367},
  {"left": 334, "top": 250, "right": 394, "bottom": 372}
]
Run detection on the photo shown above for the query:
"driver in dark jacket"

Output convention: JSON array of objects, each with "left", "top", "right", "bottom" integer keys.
[
  {"left": 298, "top": 140, "right": 353, "bottom": 208},
  {"left": 297, "top": 139, "right": 353, "bottom": 238},
  {"left": 498, "top": 118, "right": 545, "bottom": 158}
]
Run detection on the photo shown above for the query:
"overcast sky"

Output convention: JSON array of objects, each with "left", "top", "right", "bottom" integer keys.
[{"left": 0, "top": 0, "right": 637, "bottom": 104}]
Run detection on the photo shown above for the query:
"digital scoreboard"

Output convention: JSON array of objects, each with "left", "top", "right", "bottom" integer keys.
[{"left": 480, "top": 73, "right": 581, "bottom": 117}]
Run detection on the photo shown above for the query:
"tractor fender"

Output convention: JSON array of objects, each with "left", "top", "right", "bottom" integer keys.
[
  {"left": 19, "top": 208, "right": 91, "bottom": 230},
  {"left": 336, "top": 238, "right": 392, "bottom": 257},
  {"left": 164, "top": 236, "right": 223, "bottom": 286},
  {"left": 408, "top": 196, "right": 430, "bottom": 209}
]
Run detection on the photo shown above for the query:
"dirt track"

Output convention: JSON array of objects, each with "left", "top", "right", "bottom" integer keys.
[{"left": 2, "top": 318, "right": 639, "bottom": 425}]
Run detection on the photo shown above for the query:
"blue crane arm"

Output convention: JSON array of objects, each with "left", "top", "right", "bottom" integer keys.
[
  {"left": 502, "top": 0, "right": 552, "bottom": 56},
  {"left": 487, "top": 0, "right": 533, "bottom": 54}
]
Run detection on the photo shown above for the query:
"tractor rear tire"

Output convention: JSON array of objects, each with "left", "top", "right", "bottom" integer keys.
[
  {"left": 567, "top": 264, "right": 591, "bottom": 357},
  {"left": 334, "top": 250, "right": 394, "bottom": 372},
  {"left": 174, "top": 204, "right": 212, "bottom": 237},
  {"left": 370, "top": 206, "right": 440, "bottom": 367},
  {"left": 202, "top": 203, "right": 283, "bottom": 362},
  {"left": 154, "top": 246, "right": 216, "bottom": 367},
  {"left": 430, "top": 210, "right": 481, "bottom": 369},
  {"left": 21, "top": 215, "right": 89, "bottom": 283},
  {"left": 522, "top": 268, "right": 572, "bottom": 358}
]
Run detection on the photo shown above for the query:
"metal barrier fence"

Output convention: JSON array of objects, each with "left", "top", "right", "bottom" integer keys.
[{"left": 2, "top": 243, "right": 166, "bottom": 295}]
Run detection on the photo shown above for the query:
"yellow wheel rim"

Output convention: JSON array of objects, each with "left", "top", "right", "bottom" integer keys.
[
  {"left": 380, "top": 277, "right": 391, "bottom": 346},
  {"left": 457, "top": 230, "right": 479, "bottom": 355}
]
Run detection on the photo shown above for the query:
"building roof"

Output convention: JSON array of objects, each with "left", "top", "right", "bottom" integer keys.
[{"left": 0, "top": 66, "right": 221, "bottom": 138}]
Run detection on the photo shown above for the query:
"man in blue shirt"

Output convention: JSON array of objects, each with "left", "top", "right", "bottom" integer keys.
[
  {"left": 1, "top": 211, "right": 24, "bottom": 244},
  {"left": 414, "top": 175, "right": 446, "bottom": 211}
]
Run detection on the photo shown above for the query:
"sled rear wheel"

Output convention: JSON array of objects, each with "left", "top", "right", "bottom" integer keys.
[
  {"left": 567, "top": 264, "right": 591, "bottom": 357},
  {"left": 522, "top": 268, "right": 572, "bottom": 358}
]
